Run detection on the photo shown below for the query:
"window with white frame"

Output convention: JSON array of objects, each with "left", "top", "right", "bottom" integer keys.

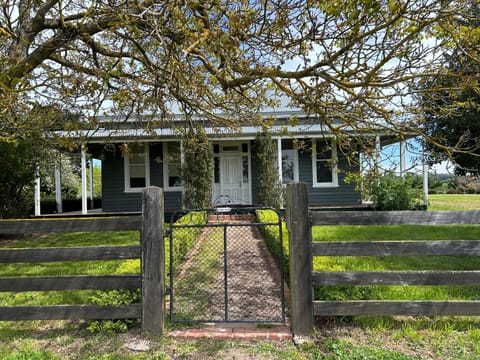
[
  {"left": 124, "top": 144, "right": 150, "bottom": 192},
  {"left": 312, "top": 138, "right": 338, "bottom": 187},
  {"left": 163, "top": 142, "right": 182, "bottom": 190}
]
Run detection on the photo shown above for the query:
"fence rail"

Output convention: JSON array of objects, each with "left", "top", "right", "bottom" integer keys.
[
  {"left": 286, "top": 183, "right": 480, "bottom": 335},
  {"left": 311, "top": 210, "right": 480, "bottom": 225},
  {"left": 312, "top": 240, "right": 480, "bottom": 256},
  {"left": 0, "top": 187, "right": 164, "bottom": 334},
  {"left": 0, "top": 246, "right": 141, "bottom": 263},
  {"left": 0, "top": 217, "right": 142, "bottom": 234}
]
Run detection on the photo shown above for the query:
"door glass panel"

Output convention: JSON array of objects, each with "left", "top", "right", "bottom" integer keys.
[
  {"left": 214, "top": 157, "right": 220, "bottom": 184},
  {"left": 242, "top": 156, "right": 248, "bottom": 183}
]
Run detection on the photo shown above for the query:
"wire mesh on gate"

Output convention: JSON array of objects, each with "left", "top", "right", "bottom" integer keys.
[{"left": 169, "top": 208, "right": 285, "bottom": 324}]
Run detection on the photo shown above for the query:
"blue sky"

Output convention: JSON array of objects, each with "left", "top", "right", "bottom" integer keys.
[{"left": 380, "top": 139, "right": 452, "bottom": 175}]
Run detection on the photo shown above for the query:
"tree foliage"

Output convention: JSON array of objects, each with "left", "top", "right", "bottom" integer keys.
[
  {"left": 0, "top": 139, "right": 38, "bottom": 218},
  {"left": 181, "top": 124, "right": 214, "bottom": 209},
  {"left": 0, "top": 103, "right": 79, "bottom": 217},
  {"left": 1, "top": 0, "right": 480, "bottom": 217},
  {"left": 417, "top": 1, "right": 480, "bottom": 175},
  {"left": 0, "top": 1, "right": 478, "bottom": 149},
  {"left": 253, "top": 129, "right": 283, "bottom": 209}
]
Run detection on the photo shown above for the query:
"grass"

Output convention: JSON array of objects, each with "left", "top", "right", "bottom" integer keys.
[
  {"left": 428, "top": 193, "right": 480, "bottom": 210},
  {"left": 0, "top": 231, "right": 141, "bottom": 307},
  {"left": 170, "top": 226, "right": 225, "bottom": 322},
  {"left": 312, "top": 224, "right": 480, "bottom": 302},
  {"left": 308, "top": 194, "right": 480, "bottom": 359},
  {"left": 312, "top": 193, "right": 480, "bottom": 304}
]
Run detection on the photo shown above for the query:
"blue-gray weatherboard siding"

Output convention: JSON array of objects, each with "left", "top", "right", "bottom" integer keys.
[
  {"left": 250, "top": 144, "right": 360, "bottom": 207},
  {"left": 297, "top": 148, "right": 360, "bottom": 206},
  {"left": 101, "top": 143, "right": 181, "bottom": 212},
  {"left": 102, "top": 141, "right": 360, "bottom": 212}
]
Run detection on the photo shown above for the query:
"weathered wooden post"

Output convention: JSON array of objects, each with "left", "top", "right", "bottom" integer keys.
[
  {"left": 286, "top": 182, "right": 313, "bottom": 336},
  {"left": 141, "top": 186, "right": 164, "bottom": 334}
]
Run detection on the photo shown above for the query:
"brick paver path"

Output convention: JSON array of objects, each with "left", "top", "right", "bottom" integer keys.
[{"left": 168, "top": 215, "right": 291, "bottom": 340}]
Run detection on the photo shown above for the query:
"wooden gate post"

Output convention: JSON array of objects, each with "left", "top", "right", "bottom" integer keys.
[
  {"left": 286, "top": 183, "right": 313, "bottom": 336},
  {"left": 141, "top": 186, "right": 164, "bottom": 334}
]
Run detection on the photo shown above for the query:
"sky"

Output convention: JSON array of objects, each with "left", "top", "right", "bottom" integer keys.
[{"left": 380, "top": 140, "right": 453, "bottom": 175}]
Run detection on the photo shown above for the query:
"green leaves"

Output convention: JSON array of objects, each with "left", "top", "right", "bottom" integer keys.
[
  {"left": 181, "top": 125, "right": 214, "bottom": 209},
  {"left": 252, "top": 129, "right": 283, "bottom": 209}
]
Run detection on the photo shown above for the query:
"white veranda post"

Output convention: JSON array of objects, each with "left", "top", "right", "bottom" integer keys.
[
  {"left": 277, "top": 137, "right": 283, "bottom": 183},
  {"left": 55, "top": 155, "right": 63, "bottom": 214},
  {"left": 34, "top": 164, "right": 41, "bottom": 216},
  {"left": 81, "top": 145, "right": 88, "bottom": 215},
  {"left": 400, "top": 140, "right": 406, "bottom": 177},
  {"left": 89, "top": 158, "right": 94, "bottom": 209},
  {"left": 423, "top": 144, "right": 429, "bottom": 205}
]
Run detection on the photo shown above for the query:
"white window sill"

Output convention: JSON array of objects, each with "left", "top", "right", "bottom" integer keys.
[
  {"left": 124, "top": 188, "right": 145, "bottom": 193},
  {"left": 312, "top": 184, "right": 339, "bottom": 188},
  {"left": 164, "top": 187, "right": 183, "bottom": 192}
]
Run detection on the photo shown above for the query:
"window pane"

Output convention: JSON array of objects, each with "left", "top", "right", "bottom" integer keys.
[
  {"left": 130, "top": 177, "right": 146, "bottom": 188},
  {"left": 282, "top": 149, "right": 295, "bottom": 183},
  {"left": 167, "top": 142, "right": 180, "bottom": 161},
  {"left": 130, "top": 165, "right": 144, "bottom": 178},
  {"left": 316, "top": 145, "right": 331, "bottom": 160},
  {"left": 129, "top": 150, "right": 145, "bottom": 188},
  {"left": 130, "top": 152, "right": 144, "bottom": 165},
  {"left": 166, "top": 142, "right": 181, "bottom": 188},
  {"left": 168, "top": 164, "right": 181, "bottom": 187},
  {"left": 316, "top": 161, "right": 332, "bottom": 183}
]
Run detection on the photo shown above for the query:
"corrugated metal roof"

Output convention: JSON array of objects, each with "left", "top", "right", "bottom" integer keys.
[{"left": 54, "top": 110, "right": 397, "bottom": 143}]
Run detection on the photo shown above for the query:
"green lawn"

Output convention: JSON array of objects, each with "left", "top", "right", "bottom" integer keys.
[
  {"left": 428, "top": 193, "right": 480, "bottom": 210},
  {"left": 307, "top": 194, "right": 480, "bottom": 359},
  {"left": 0, "top": 231, "right": 141, "bottom": 306},
  {"left": 312, "top": 194, "right": 480, "bottom": 311},
  {"left": 312, "top": 224, "right": 480, "bottom": 301}
]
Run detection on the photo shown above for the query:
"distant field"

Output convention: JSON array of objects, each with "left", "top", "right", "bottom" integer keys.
[{"left": 428, "top": 194, "right": 480, "bottom": 210}]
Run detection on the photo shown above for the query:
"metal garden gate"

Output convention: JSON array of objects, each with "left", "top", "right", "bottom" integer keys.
[{"left": 168, "top": 207, "right": 286, "bottom": 324}]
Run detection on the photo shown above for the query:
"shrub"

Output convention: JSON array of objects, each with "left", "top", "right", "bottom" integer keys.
[
  {"left": 181, "top": 126, "right": 213, "bottom": 209},
  {"left": 256, "top": 210, "right": 290, "bottom": 282},
  {"left": 252, "top": 129, "right": 284, "bottom": 208},
  {"left": 368, "top": 173, "right": 424, "bottom": 210},
  {"left": 87, "top": 260, "right": 141, "bottom": 333},
  {"left": 167, "top": 211, "right": 207, "bottom": 268},
  {"left": 87, "top": 289, "right": 141, "bottom": 334},
  {"left": 39, "top": 197, "right": 102, "bottom": 214}
]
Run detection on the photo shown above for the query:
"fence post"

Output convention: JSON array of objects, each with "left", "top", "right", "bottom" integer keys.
[
  {"left": 141, "top": 186, "right": 164, "bottom": 334},
  {"left": 286, "top": 182, "right": 313, "bottom": 336}
]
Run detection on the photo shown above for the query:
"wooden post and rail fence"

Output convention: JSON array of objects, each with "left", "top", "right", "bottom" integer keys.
[
  {"left": 0, "top": 187, "right": 165, "bottom": 334},
  {"left": 1, "top": 184, "right": 480, "bottom": 337},
  {"left": 286, "top": 182, "right": 480, "bottom": 336}
]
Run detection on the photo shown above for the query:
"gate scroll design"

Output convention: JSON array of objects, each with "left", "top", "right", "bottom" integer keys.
[{"left": 168, "top": 207, "right": 286, "bottom": 324}]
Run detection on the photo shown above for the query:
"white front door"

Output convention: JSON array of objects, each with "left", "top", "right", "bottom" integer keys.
[
  {"left": 221, "top": 155, "right": 243, "bottom": 201},
  {"left": 212, "top": 142, "right": 252, "bottom": 206}
]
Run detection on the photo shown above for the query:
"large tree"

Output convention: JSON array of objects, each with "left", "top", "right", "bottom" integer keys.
[
  {"left": 417, "top": 1, "right": 480, "bottom": 175},
  {"left": 0, "top": 2, "right": 476, "bottom": 130}
]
